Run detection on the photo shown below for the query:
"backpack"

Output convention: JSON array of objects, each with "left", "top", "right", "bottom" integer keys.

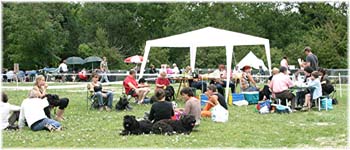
[{"left": 323, "top": 83, "right": 334, "bottom": 95}]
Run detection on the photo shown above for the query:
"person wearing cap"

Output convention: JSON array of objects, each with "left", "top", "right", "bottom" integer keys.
[
  {"left": 240, "top": 65, "right": 259, "bottom": 92},
  {"left": 300, "top": 47, "right": 319, "bottom": 71},
  {"left": 269, "top": 66, "right": 296, "bottom": 111}
]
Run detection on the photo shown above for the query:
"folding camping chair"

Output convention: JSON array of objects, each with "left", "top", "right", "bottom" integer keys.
[{"left": 86, "top": 83, "right": 109, "bottom": 110}]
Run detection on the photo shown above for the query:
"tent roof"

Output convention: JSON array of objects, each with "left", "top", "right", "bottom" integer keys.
[
  {"left": 237, "top": 51, "right": 267, "bottom": 70},
  {"left": 146, "top": 27, "right": 269, "bottom": 47}
]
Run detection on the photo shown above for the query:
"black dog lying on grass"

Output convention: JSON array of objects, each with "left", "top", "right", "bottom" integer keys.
[
  {"left": 120, "top": 115, "right": 152, "bottom": 135},
  {"left": 152, "top": 115, "right": 196, "bottom": 135}
]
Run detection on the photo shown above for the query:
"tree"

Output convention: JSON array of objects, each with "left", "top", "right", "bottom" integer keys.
[{"left": 3, "top": 3, "right": 68, "bottom": 69}]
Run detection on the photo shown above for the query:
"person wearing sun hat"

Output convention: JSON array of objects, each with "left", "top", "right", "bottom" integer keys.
[{"left": 240, "top": 65, "right": 259, "bottom": 92}]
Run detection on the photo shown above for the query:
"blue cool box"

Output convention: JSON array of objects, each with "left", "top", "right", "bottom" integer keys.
[
  {"left": 242, "top": 92, "right": 259, "bottom": 104},
  {"left": 232, "top": 93, "right": 245, "bottom": 102},
  {"left": 200, "top": 94, "right": 208, "bottom": 106}
]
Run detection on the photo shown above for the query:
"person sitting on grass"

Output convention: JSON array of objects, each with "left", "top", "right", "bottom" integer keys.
[
  {"left": 201, "top": 85, "right": 227, "bottom": 117},
  {"left": 301, "top": 71, "right": 322, "bottom": 111},
  {"left": 89, "top": 72, "right": 113, "bottom": 111},
  {"left": 123, "top": 69, "right": 150, "bottom": 104},
  {"left": 19, "top": 97, "right": 62, "bottom": 132},
  {"left": 29, "top": 75, "right": 69, "bottom": 121},
  {"left": 1, "top": 92, "right": 20, "bottom": 130},
  {"left": 148, "top": 89, "right": 174, "bottom": 123},
  {"left": 175, "top": 87, "right": 201, "bottom": 126}
]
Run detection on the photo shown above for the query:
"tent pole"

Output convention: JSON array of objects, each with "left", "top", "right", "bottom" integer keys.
[
  {"left": 190, "top": 46, "right": 197, "bottom": 71},
  {"left": 139, "top": 44, "right": 151, "bottom": 79},
  {"left": 264, "top": 41, "right": 272, "bottom": 75},
  {"left": 225, "top": 45, "right": 233, "bottom": 104}
]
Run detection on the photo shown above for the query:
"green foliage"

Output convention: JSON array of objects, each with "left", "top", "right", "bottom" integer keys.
[
  {"left": 4, "top": 3, "right": 69, "bottom": 69},
  {"left": 2, "top": 2, "right": 348, "bottom": 70},
  {"left": 146, "top": 47, "right": 170, "bottom": 68}
]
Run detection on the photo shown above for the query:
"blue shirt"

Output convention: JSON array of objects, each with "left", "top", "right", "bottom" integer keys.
[{"left": 307, "top": 78, "right": 322, "bottom": 99}]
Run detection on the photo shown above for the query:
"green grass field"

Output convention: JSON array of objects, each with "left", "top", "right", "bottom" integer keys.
[{"left": 1, "top": 83, "right": 348, "bottom": 148}]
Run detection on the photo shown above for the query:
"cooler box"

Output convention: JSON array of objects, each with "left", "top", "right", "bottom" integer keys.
[
  {"left": 321, "top": 98, "right": 333, "bottom": 110},
  {"left": 242, "top": 91, "right": 259, "bottom": 104},
  {"left": 229, "top": 93, "right": 245, "bottom": 105},
  {"left": 200, "top": 94, "right": 208, "bottom": 106}
]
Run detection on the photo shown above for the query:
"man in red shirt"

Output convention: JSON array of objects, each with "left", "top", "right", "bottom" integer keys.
[
  {"left": 155, "top": 71, "right": 170, "bottom": 92},
  {"left": 123, "top": 70, "right": 150, "bottom": 104}
]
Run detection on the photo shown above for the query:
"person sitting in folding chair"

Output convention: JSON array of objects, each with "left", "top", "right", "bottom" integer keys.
[
  {"left": 89, "top": 72, "right": 113, "bottom": 111},
  {"left": 123, "top": 69, "right": 150, "bottom": 104},
  {"left": 269, "top": 66, "right": 296, "bottom": 112},
  {"left": 318, "top": 68, "right": 335, "bottom": 96},
  {"left": 301, "top": 71, "right": 322, "bottom": 111}
]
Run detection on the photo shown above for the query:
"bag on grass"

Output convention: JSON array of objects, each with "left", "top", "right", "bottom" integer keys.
[
  {"left": 211, "top": 104, "right": 228, "bottom": 122},
  {"left": 256, "top": 100, "right": 271, "bottom": 114}
]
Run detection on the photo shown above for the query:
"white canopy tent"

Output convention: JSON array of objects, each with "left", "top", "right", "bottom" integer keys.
[
  {"left": 237, "top": 51, "right": 268, "bottom": 70},
  {"left": 139, "top": 27, "right": 272, "bottom": 102}
]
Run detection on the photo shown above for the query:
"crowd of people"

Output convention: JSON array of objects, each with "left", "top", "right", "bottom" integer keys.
[
  {"left": 2, "top": 75, "right": 69, "bottom": 132},
  {"left": 1, "top": 46, "right": 336, "bottom": 133}
]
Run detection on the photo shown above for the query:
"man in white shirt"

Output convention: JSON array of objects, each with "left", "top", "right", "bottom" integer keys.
[
  {"left": 172, "top": 63, "right": 180, "bottom": 74},
  {"left": 18, "top": 97, "right": 62, "bottom": 132},
  {"left": 57, "top": 60, "right": 68, "bottom": 82},
  {"left": 57, "top": 60, "right": 68, "bottom": 73},
  {"left": 1, "top": 92, "right": 20, "bottom": 130}
]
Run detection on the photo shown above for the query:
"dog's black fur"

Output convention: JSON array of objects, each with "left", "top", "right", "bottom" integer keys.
[
  {"left": 165, "top": 85, "right": 175, "bottom": 101},
  {"left": 43, "top": 94, "right": 60, "bottom": 118},
  {"left": 152, "top": 115, "right": 196, "bottom": 135},
  {"left": 150, "top": 95, "right": 158, "bottom": 104},
  {"left": 44, "top": 94, "right": 60, "bottom": 107},
  {"left": 120, "top": 115, "right": 152, "bottom": 135},
  {"left": 115, "top": 95, "right": 129, "bottom": 111}
]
